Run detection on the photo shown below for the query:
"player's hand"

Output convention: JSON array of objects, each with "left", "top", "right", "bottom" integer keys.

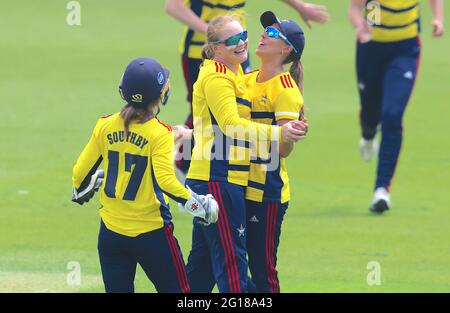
[
  {"left": 356, "top": 21, "right": 372, "bottom": 43},
  {"left": 72, "top": 169, "right": 104, "bottom": 205},
  {"left": 298, "top": 3, "right": 330, "bottom": 28},
  {"left": 432, "top": 19, "right": 444, "bottom": 37},
  {"left": 281, "top": 120, "right": 306, "bottom": 143},
  {"left": 173, "top": 125, "right": 192, "bottom": 144},
  {"left": 181, "top": 186, "right": 219, "bottom": 225},
  {"left": 291, "top": 119, "right": 309, "bottom": 139}
]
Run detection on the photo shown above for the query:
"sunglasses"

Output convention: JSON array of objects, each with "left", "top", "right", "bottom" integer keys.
[
  {"left": 160, "top": 78, "right": 170, "bottom": 105},
  {"left": 211, "top": 31, "right": 248, "bottom": 48},
  {"left": 264, "top": 26, "right": 298, "bottom": 54}
]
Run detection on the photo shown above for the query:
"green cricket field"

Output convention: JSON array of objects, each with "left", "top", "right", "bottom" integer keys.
[{"left": 1, "top": 0, "right": 449, "bottom": 292}]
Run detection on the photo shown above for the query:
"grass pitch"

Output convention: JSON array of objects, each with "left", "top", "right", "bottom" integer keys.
[{"left": 1, "top": 0, "right": 449, "bottom": 292}]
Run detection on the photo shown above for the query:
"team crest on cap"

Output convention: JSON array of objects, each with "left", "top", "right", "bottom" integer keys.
[
  {"left": 131, "top": 94, "right": 143, "bottom": 102},
  {"left": 157, "top": 72, "right": 164, "bottom": 85}
]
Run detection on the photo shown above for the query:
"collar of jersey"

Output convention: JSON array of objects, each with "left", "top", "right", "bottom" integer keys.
[{"left": 253, "top": 70, "right": 291, "bottom": 85}]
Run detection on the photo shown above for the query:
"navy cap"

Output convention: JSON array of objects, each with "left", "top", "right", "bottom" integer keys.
[
  {"left": 260, "top": 11, "right": 305, "bottom": 61},
  {"left": 119, "top": 57, "right": 170, "bottom": 108}
]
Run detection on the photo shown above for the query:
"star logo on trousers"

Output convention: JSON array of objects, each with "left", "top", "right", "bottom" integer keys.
[{"left": 237, "top": 224, "right": 246, "bottom": 237}]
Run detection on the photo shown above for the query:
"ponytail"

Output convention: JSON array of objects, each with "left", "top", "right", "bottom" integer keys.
[
  {"left": 120, "top": 101, "right": 157, "bottom": 137},
  {"left": 285, "top": 57, "right": 305, "bottom": 120},
  {"left": 289, "top": 59, "right": 304, "bottom": 94},
  {"left": 201, "top": 44, "right": 215, "bottom": 61}
]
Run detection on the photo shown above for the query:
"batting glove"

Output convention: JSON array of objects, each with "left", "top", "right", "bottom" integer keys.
[
  {"left": 72, "top": 169, "right": 104, "bottom": 205},
  {"left": 181, "top": 186, "right": 219, "bottom": 225}
]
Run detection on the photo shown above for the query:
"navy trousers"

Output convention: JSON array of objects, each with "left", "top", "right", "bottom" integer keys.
[
  {"left": 185, "top": 179, "right": 249, "bottom": 293},
  {"left": 98, "top": 220, "right": 189, "bottom": 293},
  {"left": 246, "top": 200, "right": 287, "bottom": 293},
  {"left": 356, "top": 37, "right": 421, "bottom": 190}
]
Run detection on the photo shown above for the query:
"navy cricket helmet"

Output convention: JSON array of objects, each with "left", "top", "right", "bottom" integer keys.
[{"left": 118, "top": 57, "right": 170, "bottom": 108}]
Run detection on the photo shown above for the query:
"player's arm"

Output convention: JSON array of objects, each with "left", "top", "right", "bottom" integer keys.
[
  {"left": 72, "top": 122, "right": 103, "bottom": 204},
  {"left": 151, "top": 130, "right": 191, "bottom": 204},
  {"left": 204, "top": 75, "right": 304, "bottom": 143},
  {"left": 165, "top": 0, "right": 208, "bottom": 33},
  {"left": 281, "top": 0, "right": 329, "bottom": 28},
  {"left": 274, "top": 89, "right": 307, "bottom": 157},
  {"left": 277, "top": 119, "right": 308, "bottom": 157},
  {"left": 349, "top": 0, "right": 372, "bottom": 43},
  {"left": 151, "top": 129, "right": 219, "bottom": 224},
  {"left": 429, "top": 0, "right": 444, "bottom": 37},
  {"left": 348, "top": 0, "right": 365, "bottom": 29}
]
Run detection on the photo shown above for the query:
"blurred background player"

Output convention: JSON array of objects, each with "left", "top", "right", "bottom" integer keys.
[
  {"left": 165, "top": 0, "right": 329, "bottom": 175},
  {"left": 244, "top": 11, "right": 307, "bottom": 293},
  {"left": 181, "top": 15, "right": 306, "bottom": 293},
  {"left": 71, "top": 57, "right": 218, "bottom": 293},
  {"left": 349, "top": 0, "right": 444, "bottom": 213}
]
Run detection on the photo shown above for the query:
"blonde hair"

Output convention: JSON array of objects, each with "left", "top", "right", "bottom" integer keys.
[{"left": 201, "top": 13, "right": 243, "bottom": 61}]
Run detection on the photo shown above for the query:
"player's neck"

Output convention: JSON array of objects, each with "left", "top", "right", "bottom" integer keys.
[{"left": 257, "top": 60, "right": 284, "bottom": 83}]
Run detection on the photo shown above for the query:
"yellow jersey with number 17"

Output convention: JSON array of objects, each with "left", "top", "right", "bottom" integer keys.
[
  {"left": 369, "top": 0, "right": 420, "bottom": 42},
  {"left": 244, "top": 70, "right": 304, "bottom": 203},
  {"left": 72, "top": 113, "right": 190, "bottom": 237},
  {"left": 187, "top": 59, "right": 281, "bottom": 186}
]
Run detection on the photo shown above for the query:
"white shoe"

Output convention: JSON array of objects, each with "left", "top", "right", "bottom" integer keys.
[
  {"left": 370, "top": 187, "right": 391, "bottom": 214},
  {"left": 359, "top": 138, "right": 379, "bottom": 161}
]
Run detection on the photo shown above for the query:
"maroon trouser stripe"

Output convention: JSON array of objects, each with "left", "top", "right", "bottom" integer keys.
[
  {"left": 266, "top": 202, "right": 280, "bottom": 293},
  {"left": 209, "top": 182, "right": 235, "bottom": 292},
  {"left": 272, "top": 203, "right": 280, "bottom": 292},
  {"left": 164, "top": 224, "right": 190, "bottom": 293},
  {"left": 210, "top": 182, "right": 241, "bottom": 293},
  {"left": 181, "top": 55, "right": 193, "bottom": 104}
]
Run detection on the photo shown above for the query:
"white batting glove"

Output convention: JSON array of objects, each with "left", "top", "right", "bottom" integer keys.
[
  {"left": 72, "top": 169, "right": 104, "bottom": 205},
  {"left": 181, "top": 186, "right": 219, "bottom": 225}
]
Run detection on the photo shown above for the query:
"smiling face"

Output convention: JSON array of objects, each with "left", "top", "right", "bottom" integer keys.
[
  {"left": 256, "top": 23, "right": 293, "bottom": 62},
  {"left": 212, "top": 20, "right": 248, "bottom": 65}
]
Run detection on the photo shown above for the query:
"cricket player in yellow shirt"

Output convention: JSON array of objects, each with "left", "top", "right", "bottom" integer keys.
[
  {"left": 244, "top": 11, "right": 306, "bottom": 293},
  {"left": 176, "top": 14, "right": 306, "bottom": 293},
  {"left": 72, "top": 57, "right": 219, "bottom": 293},
  {"left": 349, "top": 0, "right": 444, "bottom": 213},
  {"left": 165, "top": 0, "right": 329, "bottom": 175}
]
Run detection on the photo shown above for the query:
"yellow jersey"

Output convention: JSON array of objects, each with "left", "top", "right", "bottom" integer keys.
[
  {"left": 244, "top": 70, "right": 304, "bottom": 203},
  {"left": 187, "top": 59, "right": 280, "bottom": 186},
  {"left": 72, "top": 113, "right": 190, "bottom": 237},
  {"left": 180, "top": 0, "right": 247, "bottom": 59},
  {"left": 368, "top": 0, "right": 420, "bottom": 42}
]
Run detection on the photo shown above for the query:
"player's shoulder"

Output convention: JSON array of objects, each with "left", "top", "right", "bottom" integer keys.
[
  {"left": 201, "top": 59, "right": 235, "bottom": 81},
  {"left": 156, "top": 118, "right": 173, "bottom": 131},
  {"left": 276, "top": 72, "right": 297, "bottom": 90},
  {"left": 270, "top": 72, "right": 301, "bottom": 98},
  {"left": 149, "top": 118, "right": 173, "bottom": 136},
  {"left": 94, "top": 112, "right": 120, "bottom": 129}
]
